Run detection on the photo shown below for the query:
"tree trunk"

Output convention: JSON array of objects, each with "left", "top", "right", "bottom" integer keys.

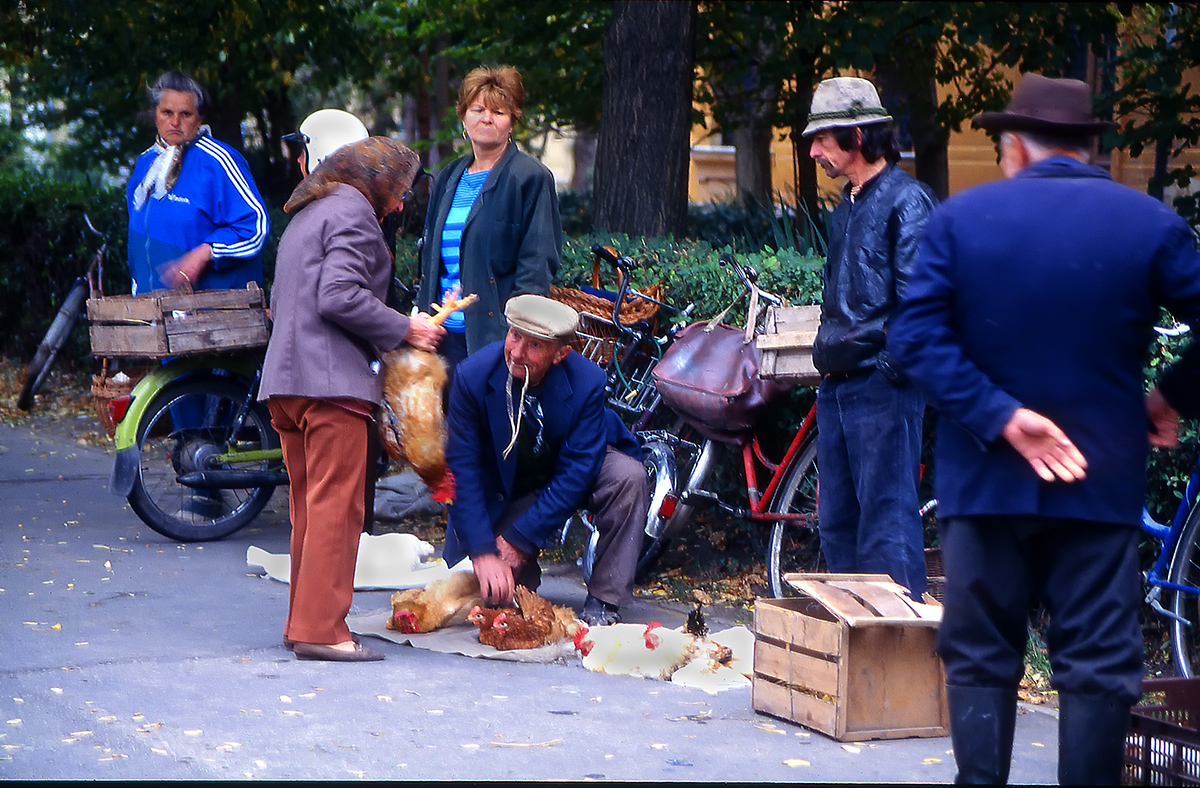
[
  {"left": 907, "top": 75, "right": 950, "bottom": 200},
  {"left": 593, "top": 0, "right": 696, "bottom": 237},
  {"left": 789, "top": 58, "right": 821, "bottom": 244},
  {"left": 730, "top": 124, "right": 773, "bottom": 207},
  {"left": 571, "top": 124, "right": 597, "bottom": 194}
]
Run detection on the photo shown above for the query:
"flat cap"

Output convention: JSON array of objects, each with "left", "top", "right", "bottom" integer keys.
[{"left": 504, "top": 294, "right": 579, "bottom": 342}]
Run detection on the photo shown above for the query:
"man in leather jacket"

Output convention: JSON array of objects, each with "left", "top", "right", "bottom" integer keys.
[{"left": 804, "top": 77, "right": 937, "bottom": 599}]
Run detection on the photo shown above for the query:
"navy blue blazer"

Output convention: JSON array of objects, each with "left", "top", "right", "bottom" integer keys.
[
  {"left": 442, "top": 342, "right": 641, "bottom": 566},
  {"left": 889, "top": 156, "right": 1200, "bottom": 526}
]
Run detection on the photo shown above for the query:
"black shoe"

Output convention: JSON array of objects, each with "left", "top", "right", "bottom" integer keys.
[
  {"left": 293, "top": 640, "right": 384, "bottom": 662},
  {"left": 580, "top": 595, "right": 621, "bottom": 626}
]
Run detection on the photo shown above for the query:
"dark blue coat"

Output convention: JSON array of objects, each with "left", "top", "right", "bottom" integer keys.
[
  {"left": 442, "top": 342, "right": 641, "bottom": 566},
  {"left": 888, "top": 156, "right": 1200, "bottom": 526}
]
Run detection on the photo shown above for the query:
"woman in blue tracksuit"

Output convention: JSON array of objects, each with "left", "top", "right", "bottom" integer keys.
[{"left": 126, "top": 71, "right": 268, "bottom": 295}]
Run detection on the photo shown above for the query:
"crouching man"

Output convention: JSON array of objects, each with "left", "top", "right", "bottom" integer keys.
[{"left": 443, "top": 294, "right": 648, "bottom": 626}]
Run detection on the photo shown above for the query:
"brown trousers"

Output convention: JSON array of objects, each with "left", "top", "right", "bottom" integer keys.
[{"left": 268, "top": 396, "right": 373, "bottom": 645}]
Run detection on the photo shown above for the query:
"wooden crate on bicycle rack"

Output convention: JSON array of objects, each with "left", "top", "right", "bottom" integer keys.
[
  {"left": 87, "top": 283, "right": 268, "bottom": 358},
  {"left": 756, "top": 305, "right": 821, "bottom": 385},
  {"left": 753, "top": 574, "right": 948, "bottom": 741}
]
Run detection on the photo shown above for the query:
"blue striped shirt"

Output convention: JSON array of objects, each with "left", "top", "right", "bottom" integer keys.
[{"left": 439, "top": 169, "right": 490, "bottom": 332}]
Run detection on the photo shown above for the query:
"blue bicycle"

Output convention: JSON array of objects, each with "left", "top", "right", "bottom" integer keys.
[
  {"left": 1142, "top": 452, "right": 1200, "bottom": 678},
  {"left": 1141, "top": 324, "right": 1200, "bottom": 677}
]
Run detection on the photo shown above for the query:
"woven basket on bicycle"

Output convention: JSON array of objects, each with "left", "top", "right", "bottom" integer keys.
[
  {"left": 549, "top": 252, "right": 663, "bottom": 366},
  {"left": 91, "top": 361, "right": 148, "bottom": 438}
]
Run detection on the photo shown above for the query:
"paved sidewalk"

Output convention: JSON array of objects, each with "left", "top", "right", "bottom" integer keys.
[{"left": 0, "top": 419, "right": 1060, "bottom": 781}]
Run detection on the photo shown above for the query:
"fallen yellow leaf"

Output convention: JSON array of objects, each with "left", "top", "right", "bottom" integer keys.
[{"left": 783, "top": 758, "right": 811, "bottom": 767}]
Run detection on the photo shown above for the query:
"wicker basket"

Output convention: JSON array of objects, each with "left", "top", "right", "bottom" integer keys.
[
  {"left": 549, "top": 247, "right": 666, "bottom": 364},
  {"left": 91, "top": 367, "right": 145, "bottom": 437}
]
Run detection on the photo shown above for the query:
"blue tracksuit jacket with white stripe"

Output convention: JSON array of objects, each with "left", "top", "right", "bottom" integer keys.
[{"left": 125, "top": 134, "right": 269, "bottom": 294}]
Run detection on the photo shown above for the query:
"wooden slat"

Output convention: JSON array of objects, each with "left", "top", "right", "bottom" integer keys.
[
  {"left": 755, "top": 598, "right": 842, "bottom": 655},
  {"left": 754, "top": 640, "right": 840, "bottom": 697},
  {"left": 787, "top": 685, "right": 839, "bottom": 737},
  {"left": 87, "top": 296, "right": 162, "bottom": 322},
  {"left": 755, "top": 331, "right": 818, "bottom": 350},
  {"left": 160, "top": 286, "right": 262, "bottom": 311},
  {"left": 88, "top": 323, "right": 167, "bottom": 356}
]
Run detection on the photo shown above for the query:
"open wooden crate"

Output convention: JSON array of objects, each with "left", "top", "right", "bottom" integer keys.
[
  {"left": 88, "top": 283, "right": 268, "bottom": 358},
  {"left": 753, "top": 574, "right": 948, "bottom": 741},
  {"left": 756, "top": 305, "right": 821, "bottom": 385}
]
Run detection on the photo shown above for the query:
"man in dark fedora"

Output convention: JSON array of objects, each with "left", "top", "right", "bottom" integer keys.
[
  {"left": 890, "top": 73, "right": 1200, "bottom": 783},
  {"left": 802, "top": 76, "right": 938, "bottom": 601}
]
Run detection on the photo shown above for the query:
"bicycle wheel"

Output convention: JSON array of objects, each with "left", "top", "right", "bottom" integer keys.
[
  {"left": 767, "top": 435, "right": 824, "bottom": 598},
  {"left": 17, "top": 278, "right": 89, "bottom": 410},
  {"left": 635, "top": 437, "right": 717, "bottom": 580},
  {"left": 1169, "top": 503, "right": 1200, "bottom": 677},
  {"left": 128, "top": 375, "right": 279, "bottom": 542}
]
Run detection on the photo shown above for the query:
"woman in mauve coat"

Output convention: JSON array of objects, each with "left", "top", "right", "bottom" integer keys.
[{"left": 259, "top": 137, "right": 444, "bottom": 662}]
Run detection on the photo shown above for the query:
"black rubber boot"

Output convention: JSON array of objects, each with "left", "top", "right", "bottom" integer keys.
[
  {"left": 1057, "top": 693, "right": 1130, "bottom": 785},
  {"left": 947, "top": 684, "right": 1017, "bottom": 784}
]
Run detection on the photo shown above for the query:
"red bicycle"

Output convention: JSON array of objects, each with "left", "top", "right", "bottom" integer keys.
[{"left": 638, "top": 253, "right": 935, "bottom": 598}]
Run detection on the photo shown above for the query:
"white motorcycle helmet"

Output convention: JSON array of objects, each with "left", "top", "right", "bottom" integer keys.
[{"left": 283, "top": 109, "right": 368, "bottom": 170}]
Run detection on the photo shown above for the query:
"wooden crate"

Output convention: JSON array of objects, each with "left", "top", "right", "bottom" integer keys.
[
  {"left": 753, "top": 574, "right": 949, "bottom": 741},
  {"left": 88, "top": 284, "right": 268, "bottom": 358},
  {"left": 756, "top": 305, "right": 821, "bottom": 385}
]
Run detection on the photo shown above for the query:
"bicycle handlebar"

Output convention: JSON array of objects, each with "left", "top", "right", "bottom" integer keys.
[
  {"left": 593, "top": 244, "right": 638, "bottom": 272},
  {"left": 718, "top": 252, "right": 784, "bottom": 308}
]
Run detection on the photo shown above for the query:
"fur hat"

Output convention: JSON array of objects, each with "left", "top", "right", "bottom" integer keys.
[
  {"left": 803, "top": 77, "right": 892, "bottom": 137},
  {"left": 504, "top": 294, "right": 578, "bottom": 342},
  {"left": 973, "top": 73, "right": 1112, "bottom": 135},
  {"left": 284, "top": 136, "right": 421, "bottom": 220}
]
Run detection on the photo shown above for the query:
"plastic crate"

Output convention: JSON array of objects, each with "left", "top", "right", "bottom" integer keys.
[{"left": 1124, "top": 677, "right": 1200, "bottom": 785}]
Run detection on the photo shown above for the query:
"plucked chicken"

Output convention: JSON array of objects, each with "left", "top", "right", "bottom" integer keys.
[
  {"left": 386, "top": 571, "right": 482, "bottom": 634},
  {"left": 574, "top": 621, "right": 701, "bottom": 681},
  {"left": 380, "top": 293, "right": 478, "bottom": 503}
]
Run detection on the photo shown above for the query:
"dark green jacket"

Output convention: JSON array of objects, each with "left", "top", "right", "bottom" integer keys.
[{"left": 417, "top": 142, "right": 562, "bottom": 353}]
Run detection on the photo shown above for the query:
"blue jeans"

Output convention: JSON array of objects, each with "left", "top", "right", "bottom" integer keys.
[{"left": 816, "top": 369, "right": 927, "bottom": 597}]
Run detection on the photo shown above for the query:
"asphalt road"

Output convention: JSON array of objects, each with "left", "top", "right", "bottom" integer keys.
[{"left": 0, "top": 417, "right": 1060, "bottom": 781}]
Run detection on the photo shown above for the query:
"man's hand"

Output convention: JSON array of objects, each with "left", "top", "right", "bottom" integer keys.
[
  {"left": 1147, "top": 387, "right": 1181, "bottom": 448},
  {"left": 1001, "top": 407, "right": 1088, "bottom": 483},
  {"left": 471, "top": 553, "right": 514, "bottom": 606},
  {"left": 405, "top": 313, "right": 445, "bottom": 353}
]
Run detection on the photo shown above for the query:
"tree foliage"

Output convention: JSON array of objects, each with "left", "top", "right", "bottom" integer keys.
[
  {"left": 695, "top": 2, "right": 1121, "bottom": 205},
  {"left": 0, "top": 0, "right": 371, "bottom": 203},
  {"left": 1102, "top": 3, "right": 1200, "bottom": 225}
]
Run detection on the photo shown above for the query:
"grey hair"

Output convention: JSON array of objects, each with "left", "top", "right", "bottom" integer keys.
[
  {"left": 1003, "top": 130, "right": 1091, "bottom": 163},
  {"left": 147, "top": 71, "right": 210, "bottom": 116}
]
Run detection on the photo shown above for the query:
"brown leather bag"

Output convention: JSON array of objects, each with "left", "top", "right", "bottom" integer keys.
[{"left": 652, "top": 320, "right": 788, "bottom": 443}]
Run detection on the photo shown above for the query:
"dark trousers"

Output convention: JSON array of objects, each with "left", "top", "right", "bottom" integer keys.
[
  {"left": 938, "top": 515, "right": 1143, "bottom": 703},
  {"left": 495, "top": 447, "right": 647, "bottom": 607},
  {"left": 816, "top": 369, "right": 927, "bottom": 597}
]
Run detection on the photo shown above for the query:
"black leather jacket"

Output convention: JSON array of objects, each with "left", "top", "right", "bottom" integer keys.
[{"left": 813, "top": 162, "right": 937, "bottom": 377}]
